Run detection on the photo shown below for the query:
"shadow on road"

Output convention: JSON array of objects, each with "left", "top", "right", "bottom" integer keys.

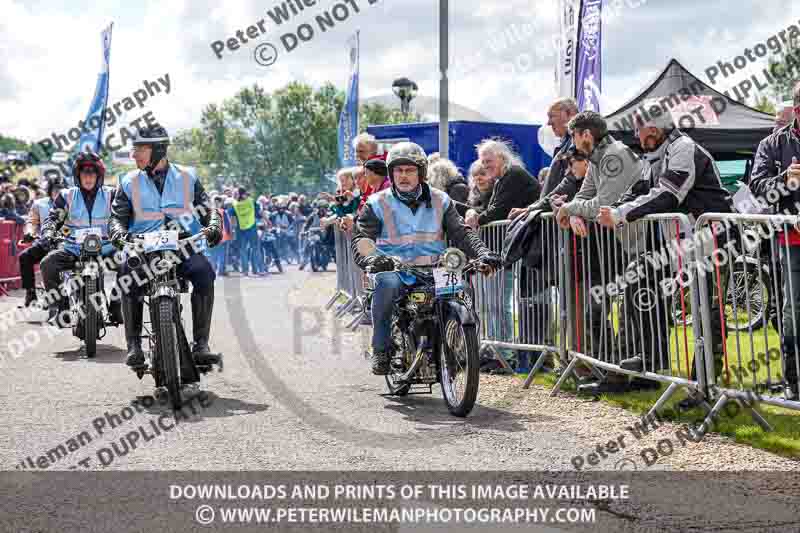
[
  {"left": 134, "top": 391, "right": 269, "bottom": 421},
  {"left": 55, "top": 344, "right": 126, "bottom": 364},
  {"left": 382, "top": 395, "right": 552, "bottom": 432}
]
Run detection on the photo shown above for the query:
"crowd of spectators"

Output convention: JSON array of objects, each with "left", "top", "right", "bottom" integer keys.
[{"left": 331, "top": 84, "right": 800, "bottom": 403}]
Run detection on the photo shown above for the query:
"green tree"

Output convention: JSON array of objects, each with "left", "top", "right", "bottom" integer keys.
[
  {"left": 359, "top": 103, "right": 422, "bottom": 131},
  {"left": 768, "top": 34, "right": 800, "bottom": 102},
  {"left": 753, "top": 95, "right": 776, "bottom": 115}
]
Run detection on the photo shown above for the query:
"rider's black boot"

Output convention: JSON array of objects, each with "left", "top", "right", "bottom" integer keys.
[
  {"left": 191, "top": 290, "right": 219, "bottom": 365},
  {"left": 370, "top": 349, "right": 391, "bottom": 375},
  {"left": 108, "top": 297, "right": 123, "bottom": 325},
  {"left": 21, "top": 288, "right": 36, "bottom": 308},
  {"left": 122, "top": 297, "right": 145, "bottom": 367}
]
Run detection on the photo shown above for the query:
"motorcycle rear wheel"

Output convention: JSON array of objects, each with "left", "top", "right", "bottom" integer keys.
[
  {"left": 153, "top": 296, "right": 182, "bottom": 410},
  {"left": 83, "top": 277, "right": 98, "bottom": 358},
  {"left": 440, "top": 318, "right": 480, "bottom": 417}
]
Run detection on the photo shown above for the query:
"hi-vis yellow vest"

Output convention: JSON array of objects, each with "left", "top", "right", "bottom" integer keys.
[{"left": 233, "top": 199, "right": 256, "bottom": 231}]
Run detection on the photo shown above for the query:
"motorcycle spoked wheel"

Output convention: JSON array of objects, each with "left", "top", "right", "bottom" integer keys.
[
  {"left": 440, "top": 316, "right": 480, "bottom": 417},
  {"left": 151, "top": 296, "right": 182, "bottom": 410},
  {"left": 385, "top": 316, "right": 413, "bottom": 396}
]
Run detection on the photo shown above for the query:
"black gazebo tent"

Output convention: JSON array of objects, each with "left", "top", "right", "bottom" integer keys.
[{"left": 605, "top": 59, "right": 774, "bottom": 161}]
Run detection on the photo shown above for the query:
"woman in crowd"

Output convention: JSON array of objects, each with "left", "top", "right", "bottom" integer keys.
[
  {"left": 455, "top": 160, "right": 496, "bottom": 217},
  {"left": 0, "top": 193, "right": 25, "bottom": 225},
  {"left": 427, "top": 158, "right": 469, "bottom": 203}
]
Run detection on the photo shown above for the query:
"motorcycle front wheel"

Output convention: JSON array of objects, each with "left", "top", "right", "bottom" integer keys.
[
  {"left": 83, "top": 276, "right": 98, "bottom": 358},
  {"left": 440, "top": 317, "right": 480, "bottom": 417},
  {"left": 385, "top": 316, "right": 412, "bottom": 396},
  {"left": 152, "top": 296, "right": 182, "bottom": 410}
]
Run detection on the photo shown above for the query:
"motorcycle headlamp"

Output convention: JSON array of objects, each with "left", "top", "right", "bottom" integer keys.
[
  {"left": 442, "top": 248, "right": 467, "bottom": 272},
  {"left": 83, "top": 234, "right": 102, "bottom": 255}
]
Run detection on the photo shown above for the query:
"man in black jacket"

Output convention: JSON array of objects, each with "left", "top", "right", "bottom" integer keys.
[
  {"left": 461, "top": 139, "right": 540, "bottom": 372},
  {"left": 108, "top": 127, "right": 223, "bottom": 368},
  {"left": 749, "top": 81, "right": 800, "bottom": 400},
  {"left": 351, "top": 142, "right": 500, "bottom": 374},
  {"left": 597, "top": 113, "right": 733, "bottom": 405}
]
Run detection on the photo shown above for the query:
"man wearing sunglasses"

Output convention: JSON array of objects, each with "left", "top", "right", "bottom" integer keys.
[{"left": 749, "top": 81, "right": 800, "bottom": 401}]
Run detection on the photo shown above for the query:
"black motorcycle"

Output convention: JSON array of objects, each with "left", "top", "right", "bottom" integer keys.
[
  {"left": 361, "top": 247, "right": 485, "bottom": 417},
  {"left": 126, "top": 230, "right": 222, "bottom": 409},
  {"left": 305, "top": 227, "right": 332, "bottom": 272},
  {"left": 56, "top": 229, "right": 120, "bottom": 358}
]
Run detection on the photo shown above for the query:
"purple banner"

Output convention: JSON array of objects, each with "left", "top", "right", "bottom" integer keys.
[{"left": 575, "top": 0, "right": 602, "bottom": 112}]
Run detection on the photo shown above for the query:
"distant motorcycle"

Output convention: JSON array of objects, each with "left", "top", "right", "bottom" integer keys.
[
  {"left": 304, "top": 227, "right": 331, "bottom": 272},
  {"left": 126, "top": 230, "right": 222, "bottom": 409},
  {"left": 56, "top": 228, "right": 120, "bottom": 358}
]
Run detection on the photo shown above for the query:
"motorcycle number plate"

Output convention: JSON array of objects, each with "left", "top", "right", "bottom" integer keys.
[
  {"left": 74, "top": 227, "right": 102, "bottom": 243},
  {"left": 433, "top": 268, "right": 463, "bottom": 296},
  {"left": 143, "top": 231, "right": 179, "bottom": 252}
]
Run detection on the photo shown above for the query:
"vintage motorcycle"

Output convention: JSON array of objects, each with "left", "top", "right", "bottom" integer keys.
[
  {"left": 54, "top": 227, "right": 120, "bottom": 358},
  {"left": 359, "top": 245, "right": 485, "bottom": 417},
  {"left": 305, "top": 227, "right": 332, "bottom": 272},
  {"left": 126, "top": 230, "right": 222, "bottom": 410}
]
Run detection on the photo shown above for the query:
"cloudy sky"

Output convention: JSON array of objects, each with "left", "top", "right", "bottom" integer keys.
[{"left": 0, "top": 0, "right": 798, "bottom": 146}]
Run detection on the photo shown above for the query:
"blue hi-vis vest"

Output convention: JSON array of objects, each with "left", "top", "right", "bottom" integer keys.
[
  {"left": 33, "top": 198, "right": 52, "bottom": 235},
  {"left": 120, "top": 163, "right": 205, "bottom": 251},
  {"left": 62, "top": 186, "right": 113, "bottom": 257},
  {"left": 367, "top": 187, "right": 449, "bottom": 266}
]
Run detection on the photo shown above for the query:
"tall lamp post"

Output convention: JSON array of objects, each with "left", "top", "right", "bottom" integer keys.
[
  {"left": 439, "top": 0, "right": 449, "bottom": 158},
  {"left": 392, "top": 77, "right": 418, "bottom": 119}
]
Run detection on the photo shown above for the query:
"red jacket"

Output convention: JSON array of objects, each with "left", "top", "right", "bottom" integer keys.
[{"left": 358, "top": 176, "right": 391, "bottom": 213}]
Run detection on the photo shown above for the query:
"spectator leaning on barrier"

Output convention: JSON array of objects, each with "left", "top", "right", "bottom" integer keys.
[
  {"left": 427, "top": 158, "right": 470, "bottom": 203},
  {"left": 18, "top": 178, "right": 64, "bottom": 307},
  {"left": 0, "top": 192, "right": 25, "bottom": 225},
  {"left": 541, "top": 98, "right": 580, "bottom": 197},
  {"left": 748, "top": 81, "right": 800, "bottom": 401},
  {"left": 553, "top": 111, "right": 646, "bottom": 393},
  {"left": 354, "top": 132, "right": 383, "bottom": 164},
  {"left": 456, "top": 160, "right": 495, "bottom": 217},
  {"left": 463, "top": 139, "right": 540, "bottom": 372},
  {"left": 464, "top": 139, "right": 540, "bottom": 229},
  {"left": 356, "top": 158, "right": 391, "bottom": 214},
  {"left": 596, "top": 108, "right": 734, "bottom": 407},
  {"left": 774, "top": 100, "right": 795, "bottom": 133}
]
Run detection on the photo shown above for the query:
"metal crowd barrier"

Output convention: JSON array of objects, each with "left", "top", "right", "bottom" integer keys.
[
  {"left": 550, "top": 214, "right": 714, "bottom": 422},
  {"left": 472, "top": 216, "right": 568, "bottom": 384},
  {"left": 325, "top": 210, "right": 800, "bottom": 427},
  {"left": 326, "top": 226, "right": 368, "bottom": 329},
  {"left": 694, "top": 213, "right": 800, "bottom": 422}
]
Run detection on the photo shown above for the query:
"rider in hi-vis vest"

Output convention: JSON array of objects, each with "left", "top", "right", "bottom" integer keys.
[
  {"left": 39, "top": 152, "right": 123, "bottom": 325},
  {"left": 350, "top": 142, "right": 501, "bottom": 375},
  {"left": 18, "top": 177, "right": 65, "bottom": 308},
  {"left": 107, "top": 126, "right": 223, "bottom": 368}
]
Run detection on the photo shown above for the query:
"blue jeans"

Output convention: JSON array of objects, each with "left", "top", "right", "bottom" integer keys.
[
  {"left": 238, "top": 228, "right": 262, "bottom": 274},
  {"left": 485, "top": 269, "right": 515, "bottom": 362},
  {"left": 209, "top": 242, "right": 228, "bottom": 275},
  {"left": 370, "top": 272, "right": 408, "bottom": 352}
]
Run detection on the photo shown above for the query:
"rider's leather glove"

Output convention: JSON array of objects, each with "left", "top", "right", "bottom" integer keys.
[
  {"left": 364, "top": 254, "right": 396, "bottom": 273},
  {"left": 477, "top": 252, "right": 503, "bottom": 271},
  {"left": 204, "top": 225, "right": 223, "bottom": 247}
]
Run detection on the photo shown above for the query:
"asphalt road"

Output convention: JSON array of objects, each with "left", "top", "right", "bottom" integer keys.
[{"left": 0, "top": 268, "right": 583, "bottom": 472}]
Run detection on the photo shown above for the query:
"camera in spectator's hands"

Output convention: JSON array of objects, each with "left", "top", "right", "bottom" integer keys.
[{"left": 335, "top": 194, "right": 346, "bottom": 204}]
